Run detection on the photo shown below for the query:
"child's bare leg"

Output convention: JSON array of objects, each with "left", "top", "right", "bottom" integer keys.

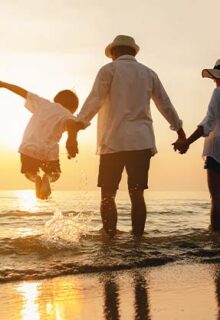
[
  {"left": 40, "top": 174, "right": 51, "bottom": 199},
  {"left": 25, "top": 172, "right": 38, "bottom": 182},
  {"left": 48, "top": 172, "right": 60, "bottom": 183},
  {"left": 25, "top": 172, "right": 42, "bottom": 199},
  {"left": 40, "top": 172, "right": 60, "bottom": 199}
]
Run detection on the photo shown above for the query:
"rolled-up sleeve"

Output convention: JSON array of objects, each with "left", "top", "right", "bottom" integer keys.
[
  {"left": 199, "top": 89, "right": 220, "bottom": 137},
  {"left": 76, "top": 65, "right": 113, "bottom": 125},
  {"left": 151, "top": 73, "right": 182, "bottom": 131}
]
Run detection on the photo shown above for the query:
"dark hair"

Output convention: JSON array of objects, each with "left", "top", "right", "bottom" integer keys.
[
  {"left": 53, "top": 90, "right": 79, "bottom": 113},
  {"left": 110, "top": 45, "right": 136, "bottom": 57}
]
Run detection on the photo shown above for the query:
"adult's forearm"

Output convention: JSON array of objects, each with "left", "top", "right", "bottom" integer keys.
[
  {"left": 187, "top": 126, "right": 204, "bottom": 145},
  {"left": 177, "top": 128, "right": 186, "bottom": 139},
  {"left": 0, "top": 81, "right": 27, "bottom": 98},
  {"left": 77, "top": 101, "right": 101, "bottom": 126},
  {"left": 66, "top": 119, "right": 84, "bottom": 139}
]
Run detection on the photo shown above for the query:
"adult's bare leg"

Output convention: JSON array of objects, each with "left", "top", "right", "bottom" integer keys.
[
  {"left": 129, "top": 189, "right": 146, "bottom": 237},
  {"left": 101, "top": 189, "right": 117, "bottom": 237},
  {"left": 207, "top": 169, "right": 220, "bottom": 231}
]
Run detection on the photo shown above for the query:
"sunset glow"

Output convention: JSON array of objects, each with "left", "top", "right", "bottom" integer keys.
[{"left": 0, "top": 0, "right": 218, "bottom": 191}]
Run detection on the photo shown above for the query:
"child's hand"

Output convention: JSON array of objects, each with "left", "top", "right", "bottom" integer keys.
[{"left": 66, "top": 137, "right": 78, "bottom": 159}]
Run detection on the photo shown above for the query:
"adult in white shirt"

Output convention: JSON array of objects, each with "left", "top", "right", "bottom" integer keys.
[
  {"left": 70, "top": 35, "right": 186, "bottom": 237},
  {"left": 174, "top": 59, "right": 220, "bottom": 231},
  {"left": 0, "top": 81, "right": 82, "bottom": 199}
]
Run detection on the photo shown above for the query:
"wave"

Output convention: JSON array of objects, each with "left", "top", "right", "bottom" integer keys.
[
  {"left": 1, "top": 229, "right": 220, "bottom": 282},
  {"left": 0, "top": 257, "right": 175, "bottom": 283},
  {"left": 0, "top": 210, "right": 53, "bottom": 217},
  {"left": 0, "top": 210, "right": 87, "bottom": 218},
  {"left": 0, "top": 229, "right": 218, "bottom": 255}
]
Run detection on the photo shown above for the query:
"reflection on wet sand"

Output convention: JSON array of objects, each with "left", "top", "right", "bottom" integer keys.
[
  {"left": 101, "top": 271, "right": 151, "bottom": 320},
  {"left": 16, "top": 283, "right": 40, "bottom": 320},
  {"left": 15, "top": 278, "right": 84, "bottom": 320},
  {"left": 1, "top": 264, "right": 219, "bottom": 320},
  {"left": 133, "top": 272, "right": 151, "bottom": 320},
  {"left": 213, "top": 265, "right": 220, "bottom": 320},
  {"left": 13, "top": 270, "right": 152, "bottom": 320},
  {"left": 103, "top": 275, "right": 120, "bottom": 320}
]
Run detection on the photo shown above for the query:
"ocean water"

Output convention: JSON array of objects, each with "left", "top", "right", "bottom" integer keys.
[{"left": 0, "top": 189, "right": 218, "bottom": 283}]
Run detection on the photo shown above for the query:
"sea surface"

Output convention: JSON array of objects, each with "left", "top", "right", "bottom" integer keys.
[{"left": 0, "top": 189, "right": 219, "bottom": 283}]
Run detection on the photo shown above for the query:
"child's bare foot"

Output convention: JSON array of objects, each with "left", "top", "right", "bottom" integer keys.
[
  {"left": 40, "top": 174, "right": 51, "bottom": 199},
  {"left": 35, "top": 175, "right": 42, "bottom": 199}
]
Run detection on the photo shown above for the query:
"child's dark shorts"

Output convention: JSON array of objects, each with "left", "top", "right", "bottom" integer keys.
[
  {"left": 98, "top": 149, "right": 152, "bottom": 192},
  {"left": 204, "top": 156, "right": 220, "bottom": 174},
  {"left": 20, "top": 153, "right": 61, "bottom": 175}
]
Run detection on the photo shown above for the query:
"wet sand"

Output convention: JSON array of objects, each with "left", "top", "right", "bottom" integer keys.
[{"left": 0, "top": 263, "right": 219, "bottom": 320}]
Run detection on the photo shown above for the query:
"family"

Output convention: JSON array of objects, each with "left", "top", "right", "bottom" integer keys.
[{"left": 0, "top": 35, "right": 220, "bottom": 237}]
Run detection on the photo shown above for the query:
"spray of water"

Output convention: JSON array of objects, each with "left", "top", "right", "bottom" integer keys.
[
  {"left": 43, "top": 158, "right": 94, "bottom": 246},
  {"left": 45, "top": 209, "right": 82, "bottom": 243}
]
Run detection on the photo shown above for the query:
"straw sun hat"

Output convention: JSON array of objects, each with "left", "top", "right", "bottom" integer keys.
[
  {"left": 202, "top": 59, "right": 220, "bottom": 79},
  {"left": 105, "top": 35, "right": 140, "bottom": 58}
]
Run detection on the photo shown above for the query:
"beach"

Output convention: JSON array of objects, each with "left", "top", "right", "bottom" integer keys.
[
  {"left": 0, "top": 190, "right": 219, "bottom": 319},
  {"left": 0, "top": 263, "right": 219, "bottom": 320},
  {"left": 0, "top": 0, "right": 220, "bottom": 318}
]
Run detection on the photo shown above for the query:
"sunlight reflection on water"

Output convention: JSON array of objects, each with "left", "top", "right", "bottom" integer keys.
[{"left": 15, "top": 190, "right": 39, "bottom": 212}]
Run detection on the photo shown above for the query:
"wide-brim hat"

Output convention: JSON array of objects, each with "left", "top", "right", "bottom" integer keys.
[
  {"left": 202, "top": 59, "right": 220, "bottom": 79},
  {"left": 105, "top": 35, "right": 140, "bottom": 58}
]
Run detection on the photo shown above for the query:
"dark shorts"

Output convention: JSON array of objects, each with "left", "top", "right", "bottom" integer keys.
[
  {"left": 20, "top": 153, "right": 61, "bottom": 175},
  {"left": 98, "top": 149, "right": 152, "bottom": 192},
  {"left": 204, "top": 156, "right": 220, "bottom": 174}
]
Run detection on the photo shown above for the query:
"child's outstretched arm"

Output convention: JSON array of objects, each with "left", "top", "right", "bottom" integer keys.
[{"left": 0, "top": 81, "right": 27, "bottom": 99}]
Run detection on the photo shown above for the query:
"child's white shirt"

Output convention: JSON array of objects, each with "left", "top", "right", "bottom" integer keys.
[{"left": 18, "top": 92, "right": 75, "bottom": 161}]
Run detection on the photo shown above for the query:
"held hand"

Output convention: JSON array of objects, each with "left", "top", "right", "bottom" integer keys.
[
  {"left": 172, "top": 138, "right": 189, "bottom": 154},
  {"left": 66, "top": 137, "right": 78, "bottom": 159}
]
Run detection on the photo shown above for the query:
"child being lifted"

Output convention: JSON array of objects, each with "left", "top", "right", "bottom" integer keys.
[{"left": 0, "top": 81, "right": 83, "bottom": 199}]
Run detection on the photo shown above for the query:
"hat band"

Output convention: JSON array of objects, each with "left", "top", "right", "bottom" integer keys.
[{"left": 214, "top": 65, "right": 220, "bottom": 70}]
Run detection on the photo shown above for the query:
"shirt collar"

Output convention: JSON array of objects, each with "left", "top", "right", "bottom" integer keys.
[{"left": 115, "top": 55, "right": 137, "bottom": 62}]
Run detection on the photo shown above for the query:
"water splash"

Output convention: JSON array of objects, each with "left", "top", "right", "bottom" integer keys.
[
  {"left": 44, "top": 159, "right": 93, "bottom": 246},
  {"left": 44, "top": 209, "right": 82, "bottom": 243}
]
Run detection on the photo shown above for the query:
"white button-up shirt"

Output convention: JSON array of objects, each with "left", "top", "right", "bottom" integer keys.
[
  {"left": 77, "top": 55, "right": 182, "bottom": 155},
  {"left": 199, "top": 87, "right": 220, "bottom": 163},
  {"left": 19, "top": 92, "right": 75, "bottom": 161}
]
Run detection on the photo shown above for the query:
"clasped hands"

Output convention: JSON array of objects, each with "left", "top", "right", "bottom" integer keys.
[
  {"left": 66, "top": 133, "right": 190, "bottom": 158},
  {"left": 65, "top": 121, "right": 85, "bottom": 159},
  {"left": 172, "top": 137, "right": 189, "bottom": 154},
  {"left": 66, "top": 137, "right": 190, "bottom": 158},
  {"left": 66, "top": 136, "right": 78, "bottom": 159}
]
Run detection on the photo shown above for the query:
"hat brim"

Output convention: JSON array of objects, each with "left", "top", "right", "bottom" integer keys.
[
  {"left": 105, "top": 43, "right": 139, "bottom": 58},
  {"left": 202, "top": 69, "right": 220, "bottom": 79}
]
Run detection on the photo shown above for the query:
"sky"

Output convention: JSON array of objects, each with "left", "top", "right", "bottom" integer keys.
[{"left": 0, "top": 0, "right": 219, "bottom": 191}]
